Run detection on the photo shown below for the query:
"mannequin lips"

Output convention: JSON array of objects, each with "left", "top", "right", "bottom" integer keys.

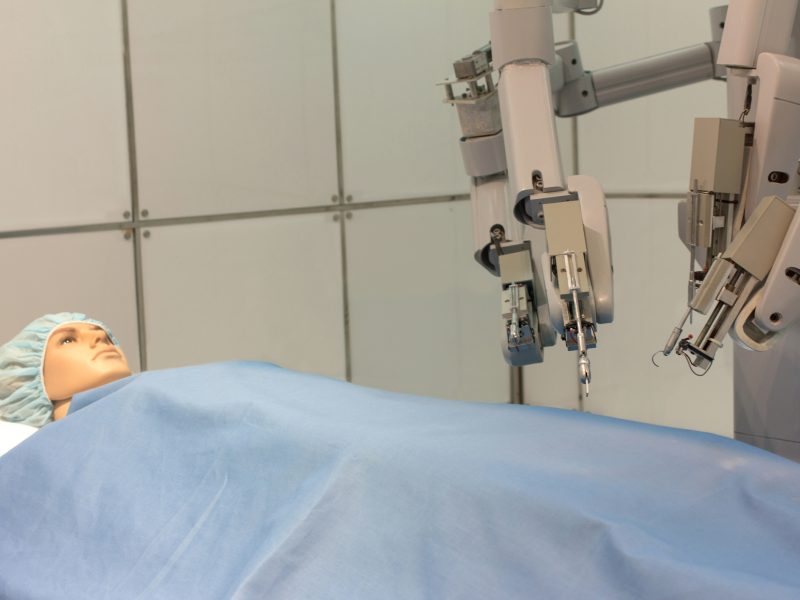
[{"left": 94, "top": 348, "right": 120, "bottom": 360}]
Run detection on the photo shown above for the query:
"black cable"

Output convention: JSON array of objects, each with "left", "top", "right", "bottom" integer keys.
[{"left": 683, "top": 352, "right": 711, "bottom": 377}]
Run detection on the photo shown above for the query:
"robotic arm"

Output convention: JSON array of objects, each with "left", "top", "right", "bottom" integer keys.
[
  {"left": 442, "top": 0, "right": 800, "bottom": 457},
  {"left": 662, "top": 0, "right": 800, "bottom": 374},
  {"left": 442, "top": 0, "right": 723, "bottom": 394},
  {"left": 442, "top": 1, "right": 615, "bottom": 395}
]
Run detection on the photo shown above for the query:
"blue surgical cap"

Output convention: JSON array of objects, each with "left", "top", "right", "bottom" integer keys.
[{"left": 0, "top": 313, "right": 120, "bottom": 427}]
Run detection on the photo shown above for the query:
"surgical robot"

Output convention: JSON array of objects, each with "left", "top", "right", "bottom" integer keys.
[{"left": 442, "top": 0, "right": 800, "bottom": 460}]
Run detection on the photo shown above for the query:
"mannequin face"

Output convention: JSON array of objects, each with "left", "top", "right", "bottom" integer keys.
[{"left": 43, "top": 323, "right": 132, "bottom": 420}]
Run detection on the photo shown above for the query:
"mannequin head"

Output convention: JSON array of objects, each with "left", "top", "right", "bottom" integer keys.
[
  {"left": 0, "top": 313, "right": 131, "bottom": 427},
  {"left": 43, "top": 322, "right": 132, "bottom": 420}
]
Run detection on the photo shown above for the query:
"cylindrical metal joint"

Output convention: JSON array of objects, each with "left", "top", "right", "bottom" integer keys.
[{"left": 593, "top": 44, "right": 715, "bottom": 107}]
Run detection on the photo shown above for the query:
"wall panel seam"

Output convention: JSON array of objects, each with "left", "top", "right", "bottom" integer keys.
[
  {"left": 121, "top": 0, "right": 148, "bottom": 371},
  {"left": 0, "top": 191, "right": 686, "bottom": 241},
  {"left": 330, "top": 0, "right": 353, "bottom": 381}
]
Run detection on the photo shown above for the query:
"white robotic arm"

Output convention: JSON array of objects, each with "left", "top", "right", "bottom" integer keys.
[
  {"left": 443, "top": 0, "right": 800, "bottom": 457},
  {"left": 493, "top": 0, "right": 615, "bottom": 395},
  {"left": 663, "top": 1, "right": 800, "bottom": 376},
  {"left": 443, "top": 44, "right": 555, "bottom": 367},
  {"left": 442, "top": 0, "right": 614, "bottom": 394},
  {"left": 443, "top": 0, "right": 723, "bottom": 393}
]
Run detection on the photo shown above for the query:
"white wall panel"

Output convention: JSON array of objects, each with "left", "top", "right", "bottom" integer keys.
[
  {"left": 141, "top": 215, "right": 345, "bottom": 379},
  {"left": 576, "top": 0, "right": 726, "bottom": 193},
  {"left": 522, "top": 347, "right": 584, "bottom": 411},
  {"left": 0, "top": 231, "right": 140, "bottom": 372},
  {"left": 584, "top": 198, "right": 733, "bottom": 436},
  {"left": 128, "top": 0, "right": 338, "bottom": 219},
  {"left": 346, "top": 201, "right": 509, "bottom": 403},
  {"left": 337, "top": 1, "right": 573, "bottom": 202},
  {"left": 0, "top": 1, "right": 131, "bottom": 232}
]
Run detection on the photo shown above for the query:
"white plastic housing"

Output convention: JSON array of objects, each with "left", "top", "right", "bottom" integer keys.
[
  {"left": 498, "top": 62, "right": 567, "bottom": 206},
  {"left": 570, "top": 175, "right": 613, "bottom": 325},
  {"left": 542, "top": 175, "right": 613, "bottom": 333},
  {"left": 470, "top": 177, "right": 523, "bottom": 256},
  {"left": 755, "top": 203, "right": 800, "bottom": 332},
  {"left": 490, "top": 4, "right": 556, "bottom": 68},
  {"left": 741, "top": 54, "right": 800, "bottom": 218},
  {"left": 717, "top": 0, "right": 799, "bottom": 68}
]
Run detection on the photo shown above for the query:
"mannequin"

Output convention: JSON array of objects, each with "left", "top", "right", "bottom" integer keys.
[
  {"left": 43, "top": 322, "right": 132, "bottom": 420},
  {"left": 0, "top": 312, "right": 132, "bottom": 427}
]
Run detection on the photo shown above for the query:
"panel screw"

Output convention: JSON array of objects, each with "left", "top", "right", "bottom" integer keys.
[
  {"left": 346, "top": 195, "right": 353, "bottom": 203},
  {"left": 141, "top": 209, "right": 150, "bottom": 218},
  {"left": 331, "top": 195, "right": 339, "bottom": 204},
  {"left": 345, "top": 211, "right": 353, "bottom": 220},
  {"left": 333, "top": 214, "right": 340, "bottom": 222},
  {"left": 123, "top": 211, "right": 131, "bottom": 219},
  {"left": 124, "top": 231, "right": 132, "bottom": 240},
  {"left": 143, "top": 230, "right": 151, "bottom": 238}
]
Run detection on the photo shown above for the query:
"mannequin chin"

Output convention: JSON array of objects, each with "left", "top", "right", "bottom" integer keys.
[{"left": 43, "top": 322, "right": 132, "bottom": 420}]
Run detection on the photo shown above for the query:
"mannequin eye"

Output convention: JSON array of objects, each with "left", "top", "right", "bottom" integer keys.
[{"left": 59, "top": 336, "right": 76, "bottom": 345}]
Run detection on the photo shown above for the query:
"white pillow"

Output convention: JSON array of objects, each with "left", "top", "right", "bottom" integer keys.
[{"left": 0, "top": 420, "right": 37, "bottom": 457}]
